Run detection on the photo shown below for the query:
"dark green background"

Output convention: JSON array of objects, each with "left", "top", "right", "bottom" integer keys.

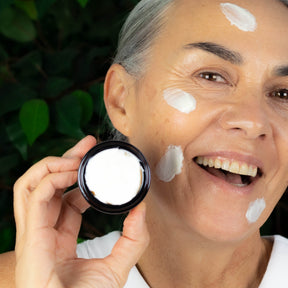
[{"left": 0, "top": 0, "right": 287, "bottom": 253}]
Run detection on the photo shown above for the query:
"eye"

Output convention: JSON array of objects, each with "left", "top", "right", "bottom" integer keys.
[
  {"left": 270, "top": 89, "right": 288, "bottom": 100},
  {"left": 198, "top": 72, "right": 227, "bottom": 84}
]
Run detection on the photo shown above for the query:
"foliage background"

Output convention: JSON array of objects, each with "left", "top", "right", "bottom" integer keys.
[
  {"left": 0, "top": 0, "right": 138, "bottom": 253},
  {"left": 0, "top": 0, "right": 287, "bottom": 253}
]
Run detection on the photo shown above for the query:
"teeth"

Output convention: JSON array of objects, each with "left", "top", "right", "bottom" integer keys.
[{"left": 195, "top": 157, "right": 258, "bottom": 177}]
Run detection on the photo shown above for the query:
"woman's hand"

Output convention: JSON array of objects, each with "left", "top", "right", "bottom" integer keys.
[{"left": 14, "top": 136, "right": 149, "bottom": 288}]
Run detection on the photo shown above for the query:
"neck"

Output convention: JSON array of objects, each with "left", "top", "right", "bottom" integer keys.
[{"left": 138, "top": 197, "right": 272, "bottom": 288}]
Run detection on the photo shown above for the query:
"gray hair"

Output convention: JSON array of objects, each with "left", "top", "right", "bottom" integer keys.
[
  {"left": 110, "top": 0, "right": 174, "bottom": 141},
  {"left": 113, "top": 0, "right": 174, "bottom": 77},
  {"left": 110, "top": 0, "right": 288, "bottom": 140},
  {"left": 113, "top": 0, "right": 288, "bottom": 77}
]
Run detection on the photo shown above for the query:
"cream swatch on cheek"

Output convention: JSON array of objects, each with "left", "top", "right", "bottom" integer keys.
[
  {"left": 163, "top": 88, "right": 197, "bottom": 114},
  {"left": 245, "top": 198, "right": 266, "bottom": 224},
  {"left": 220, "top": 3, "right": 257, "bottom": 32},
  {"left": 156, "top": 145, "right": 184, "bottom": 182}
]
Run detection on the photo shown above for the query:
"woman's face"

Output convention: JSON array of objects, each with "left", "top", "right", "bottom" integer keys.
[{"left": 125, "top": 0, "right": 288, "bottom": 241}]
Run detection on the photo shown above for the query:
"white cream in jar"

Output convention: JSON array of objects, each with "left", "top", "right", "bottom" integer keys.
[
  {"left": 78, "top": 141, "right": 150, "bottom": 214},
  {"left": 85, "top": 148, "right": 144, "bottom": 205}
]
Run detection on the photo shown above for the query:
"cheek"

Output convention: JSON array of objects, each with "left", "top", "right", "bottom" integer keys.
[
  {"left": 245, "top": 198, "right": 266, "bottom": 224},
  {"left": 132, "top": 87, "right": 216, "bottom": 180},
  {"left": 159, "top": 87, "right": 204, "bottom": 140},
  {"left": 153, "top": 89, "right": 199, "bottom": 182},
  {"left": 135, "top": 87, "right": 201, "bottom": 142},
  {"left": 155, "top": 145, "right": 184, "bottom": 182},
  {"left": 163, "top": 88, "right": 197, "bottom": 114}
]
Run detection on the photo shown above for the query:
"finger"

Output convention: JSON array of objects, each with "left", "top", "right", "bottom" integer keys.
[
  {"left": 15, "top": 135, "right": 95, "bottom": 195},
  {"left": 63, "top": 187, "right": 91, "bottom": 214},
  {"left": 24, "top": 171, "right": 78, "bottom": 236},
  {"left": 52, "top": 135, "right": 96, "bottom": 238},
  {"left": 43, "top": 135, "right": 96, "bottom": 227},
  {"left": 62, "top": 135, "right": 97, "bottom": 159},
  {"left": 14, "top": 157, "right": 80, "bottom": 195},
  {"left": 15, "top": 135, "right": 95, "bottom": 210},
  {"left": 105, "top": 202, "right": 150, "bottom": 286},
  {"left": 14, "top": 157, "right": 80, "bottom": 235},
  {"left": 54, "top": 188, "right": 90, "bottom": 241}
]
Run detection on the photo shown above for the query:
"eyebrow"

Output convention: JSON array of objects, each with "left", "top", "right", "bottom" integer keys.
[
  {"left": 274, "top": 66, "right": 288, "bottom": 77},
  {"left": 183, "top": 42, "right": 244, "bottom": 65}
]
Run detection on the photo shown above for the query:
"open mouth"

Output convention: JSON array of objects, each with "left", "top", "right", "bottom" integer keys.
[{"left": 194, "top": 156, "right": 262, "bottom": 187}]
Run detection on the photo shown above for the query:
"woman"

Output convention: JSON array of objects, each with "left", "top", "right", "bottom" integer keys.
[{"left": 2, "top": 0, "right": 288, "bottom": 287}]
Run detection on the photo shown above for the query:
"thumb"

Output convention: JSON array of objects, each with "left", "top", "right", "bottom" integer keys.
[{"left": 105, "top": 202, "right": 150, "bottom": 284}]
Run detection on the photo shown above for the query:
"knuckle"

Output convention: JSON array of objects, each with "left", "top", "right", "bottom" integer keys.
[
  {"left": 39, "top": 156, "right": 58, "bottom": 166},
  {"left": 13, "top": 175, "right": 27, "bottom": 195}
]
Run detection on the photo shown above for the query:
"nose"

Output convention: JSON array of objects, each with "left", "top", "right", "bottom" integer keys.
[{"left": 218, "top": 99, "right": 272, "bottom": 140}]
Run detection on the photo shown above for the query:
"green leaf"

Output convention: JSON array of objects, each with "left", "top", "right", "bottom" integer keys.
[
  {"left": 6, "top": 116, "right": 28, "bottom": 160},
  {"left": 19, "top": 99, "right": 50, "bottom": 145},
  {"left": 0, "top": 0, "right": 13, "bottom": 11},
  {"left": 14, "top": 0, "right": 38, "bottom": 20},
  {"left": 42, "top": 77, "right": 72, "bottom": 99},
  {"left": 51, "top": 5, "right": 82, "bottom": 40},
  {"left": 12, "top": 51, "right": 42, "bottom": 78},
  {"left": 0, "top": 83, "right": 36, "bottom": 117},
  {"left": 0, "top": 7, "right": 36, "bottom": 42},
  {"left": 0, "top": 7, "right": 14, "bottom": 29},
  {"left": 0, "top": 226, "right": 16, "bottom": 253},
  {"left": 35, "top": 0, "right": 57, "bottom": 18},
  {"left": 71, "top": 90, "right": 93, "bottom": 126},
  {"left": 76, "top": 0, "right": 89, "bottom": 8},
  {"left": 77, "top": 238, "right": 85, "bottom": 244},
  {"left": 55, "top": 95, "right": 85, "bottom": 139}
]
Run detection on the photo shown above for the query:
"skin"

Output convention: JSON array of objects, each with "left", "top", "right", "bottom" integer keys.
[
  {"left": 106, "top": 0, "right": 288, "bottom": 287},
  {"left": 1, "top": 0, "right": 288, "bottom": 287},
  {"left": 0, "top": 136, "right": 149, "bottom": 288}
]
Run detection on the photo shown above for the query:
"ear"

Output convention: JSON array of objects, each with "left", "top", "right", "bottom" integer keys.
[{"left": 104, "top": 64, "right": 135, "bottom": 137}]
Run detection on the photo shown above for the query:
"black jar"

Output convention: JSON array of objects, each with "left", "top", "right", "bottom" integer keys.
[{"left": 78, "top": 141, "right": 151, "bottom": 214}]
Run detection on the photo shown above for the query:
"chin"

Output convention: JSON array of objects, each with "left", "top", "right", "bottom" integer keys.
[{"left": 177, "top": 205, "right": 262, "bottom": 244}]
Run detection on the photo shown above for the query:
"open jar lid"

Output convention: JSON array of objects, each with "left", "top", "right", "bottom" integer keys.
[{"left": 78, "top": 140, "right": 151, "bottom": 214}]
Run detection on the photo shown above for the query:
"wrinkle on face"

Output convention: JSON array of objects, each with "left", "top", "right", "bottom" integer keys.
[{"left": 125, "top": 0, "right": 288, "bottom": 240}]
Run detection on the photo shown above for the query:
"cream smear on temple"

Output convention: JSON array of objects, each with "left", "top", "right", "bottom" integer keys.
[
  {"left": 163, "top": 88, "right": 197, "bottom": 114},
  {"left": 85, "top": 148, "right": 143, "bottom": 205},
  {"left": 156, "top": 145, "right": 184, "bottom": 182},
  {"left": 220, "top": 3, "right": 257, "bottom": 32},
  {"left": 245, "top": 198, "right": 266, "bottom": 223}
]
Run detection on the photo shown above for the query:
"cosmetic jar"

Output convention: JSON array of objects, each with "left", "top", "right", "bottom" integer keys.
[{"left": 78, "top": 140, "right": 151, "bottom": 214}]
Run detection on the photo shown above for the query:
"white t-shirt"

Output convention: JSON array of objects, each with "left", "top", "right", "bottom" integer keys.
[{"left": 76, "top": 232, "right": 288, "bottom": 288}]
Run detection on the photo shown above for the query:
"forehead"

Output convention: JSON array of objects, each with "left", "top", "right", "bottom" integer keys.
[{"left": 156, "top": 0, "right": 288, "bottom": 59}]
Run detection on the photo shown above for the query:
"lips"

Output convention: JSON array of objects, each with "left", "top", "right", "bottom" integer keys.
[{"left": 194, "top": 156, "right": 262, "bottom": 187}]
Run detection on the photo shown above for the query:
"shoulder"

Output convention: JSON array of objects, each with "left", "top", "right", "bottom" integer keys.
[
  {"left": 77, "top": 231, "right": 121, "bottom": 259},
  {"left": 260, "top": 235, "right": 288, "bottom": 288}
]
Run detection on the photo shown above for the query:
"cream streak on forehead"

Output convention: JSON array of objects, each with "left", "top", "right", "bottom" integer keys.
[
  {"left": 163, "top": 88, "right": 197, "bottom": 114},
  {"left": 156, "top": 145, "right": 184, "bottom": 182},
  {"left": 220, "top": 3, "right": 257, "bottom": 32},
  {"left": 245, "top": 198, "right": 266, "bottom": 224}
]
